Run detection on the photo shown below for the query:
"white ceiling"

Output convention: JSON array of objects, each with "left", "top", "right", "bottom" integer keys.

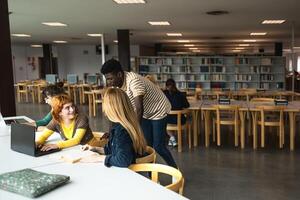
[{"left": 8, "top": 0, "right": 300, "bottom": 52}]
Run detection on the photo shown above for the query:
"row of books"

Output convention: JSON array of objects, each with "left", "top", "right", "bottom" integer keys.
[
  {"left": 260, "top": 74, "right": 274, "bottom": 81},
  {"left": 235, "top": 74, "right": 252, "bottom": 81}
]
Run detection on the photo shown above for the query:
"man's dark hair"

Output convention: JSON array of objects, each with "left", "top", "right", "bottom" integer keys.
[
  {"left": 42, "top": 82, "right": 65, "bottom": 97},
  {"left": 166, "top": 78, "right": 176, "bottom": 87},
  {"left": 101, "top": 59, "right": 123, "bottom": 75}
]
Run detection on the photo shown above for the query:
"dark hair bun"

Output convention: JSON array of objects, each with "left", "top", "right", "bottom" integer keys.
[{"left": 56, "top": 82, "right": 64, "bottom": 88}]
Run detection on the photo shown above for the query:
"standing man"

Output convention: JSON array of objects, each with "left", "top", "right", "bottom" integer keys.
[{"left": 101, "top": 59, "right": 177, "bottom": 168}]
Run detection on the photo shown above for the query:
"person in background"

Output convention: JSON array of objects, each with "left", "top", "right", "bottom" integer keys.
[
  {"left": 100, "top": 59, "right": 177, "bottom": 168},
  {"left": 34, "top": 82, "right": 66, "bottom": 127},
  {"left": 163, "top": 79, "right": 190, "bottom": 147},
  {"left": 36, "top": 94, "right": 98, "bottom": 151},
  {"left": 82, "top": 87, "right": 147, "bottom": 168}
]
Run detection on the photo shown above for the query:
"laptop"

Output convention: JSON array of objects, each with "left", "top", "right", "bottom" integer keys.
[{"left": 11, "top": 123, "right": 61, "bottom": 157}]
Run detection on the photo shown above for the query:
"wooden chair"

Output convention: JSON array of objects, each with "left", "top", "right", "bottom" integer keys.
[
  {"left": 136, "top": 146, "right": 156, "bottom": 164},
  {"left": 194, "top": 88, "right": 202, "bottom": 100},
  {"left": 79, "top": 84, "right": 93, "bottom": 104},
  {"left": 255, "top": 106, "right": 285, "bottom": 148},
  {"left": 92, "top": 89, "right": 103, "bottom": 116},
  {"left": 16, "top": 82, "right": 29, "bottom": 102},
  {"left": 213, "top": 105, "right": 240, "bottom": 147},
  {"left": 129, "top": 163, "right": 184, "bottom": 195},
  {"left": 166, "top": 109, "right": 192, "bottom": 152}
]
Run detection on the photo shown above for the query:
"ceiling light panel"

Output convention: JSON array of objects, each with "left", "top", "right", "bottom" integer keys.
[
  {"left": 87, "top": 34, "right": 103, "bottom": 37},
  {"left": 31, "top": 45, "right": 42, "bottom": 48},
  {"left": 113, "top": 0, "right": 146, "bottom": 4},
  {"left": 243, "top": 39, "right": 256, "bottom": 42},
  {"left": 167, "top": 33, "right": 182, "bottom": 36},
  {"left": 250, "top": 32, "right": 267, "bottom": 36},
  {"left": 177, "top": 40, "right": 190, "bottom": 43},
  {"left": 184, "top": 44, "right": 195, "bottom": 47},
  {"left": 239, "top": 44, "right": 250, "bottom": 46},
  {"left": 11, "top": 34, "right": 31, "bottom": 37},
  {"left": 53, "top": 40, "right": 67, "bottom": 43},
  {"left": 42, "top": 22, "right": 67, "bottom": 27},
  {"left": 262, "top": 20, "right": 285, "bottom": 24},
  {"left": 148, "top": 21, "right": 170, "bottom": 26}
]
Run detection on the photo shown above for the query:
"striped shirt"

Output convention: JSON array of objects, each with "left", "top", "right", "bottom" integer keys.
[{"left": 121, "top": 72, "right": 171, "bottom": 120}]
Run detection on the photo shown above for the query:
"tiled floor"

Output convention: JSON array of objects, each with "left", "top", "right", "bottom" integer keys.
[{"left": 16, "top": 102, "right": 300, "bottom": 200}]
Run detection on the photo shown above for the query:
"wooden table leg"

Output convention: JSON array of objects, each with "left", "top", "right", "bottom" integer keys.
[
  {"left": 192, "top": 110, "right": 200, "bottom": 147},
  {"left": 289, "top": 112, "right": 295, "bottom": 151},
  {"left": 239, "top": 111, "right": 246, "bottom": 149},
  {"left": 88, "top": 93, "right": 93, "bottom": 117},
  {"left": 203, "top": 110, "right": 211, "bottom": 147},
  {"left": 251, "top": 112, "right": 257, "bottom": 149}
]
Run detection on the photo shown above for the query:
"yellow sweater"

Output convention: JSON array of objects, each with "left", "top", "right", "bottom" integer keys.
[{"left": 37, "top": 120, "right": 86, "bottom": 149}]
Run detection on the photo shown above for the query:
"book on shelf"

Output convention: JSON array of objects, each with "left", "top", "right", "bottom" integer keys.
[
  {"left": 260, "top": 74, "right": 274, "bottom": 81},
  {"left": 235, "top": 58, "right": 249, "bottom": 65},
  {"left": 200, "top": 66, "right": 209, "bottom": 73},
  {"left": 261, "top": 58, "right": 272, "bottom": 65},
  {"left": 259, "top": 83, "right": 270, "bottom": 89},
  {"left": 235, "top": 74, "right": 252, "bottom": 81},
  {"left": 211, "top": 74, "right": 225, "bottom": 81},
  {"left": 260, "top": 66, "right": 271, "bottom": 73},
  {"left": 250, "top": 66, "right": 259, "bottom": 73},
  {"left": 235, "top": 83, "right": 249, "bottom": 89}
]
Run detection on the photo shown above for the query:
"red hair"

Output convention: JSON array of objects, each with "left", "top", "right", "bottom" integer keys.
[{"left": 51, "top": 95, "right": 76, "bottom": 122}]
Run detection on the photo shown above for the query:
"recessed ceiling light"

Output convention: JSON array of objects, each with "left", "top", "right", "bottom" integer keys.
[
  {"left": 11, "top": 34, "right": 31, "bottom": 37},
  {"left": 184, "top": 44, "right": 195, "bottom": 47},
  {"left": 166, "top": 33, "right": 182, "bottom": 36},
  {"left": 53, "top": 40, "right": 67, "bottom": 43},
  {"left": 87, "top": 33, "right": 103, "bottom": 37},
  {"left": 148, "top": 21, "right": 170, "bottom": 26},
  {"left": 189, "top": 47, "right": 198, "bottom": 50},
  {"left": 239, "top": 44, "right": 250, "bottom": 46},
  {"left": 250, "top": 32, "right": 267, "bottom": 36},
  {"left": 177, "top": 40, "right": 190, "bottom": 43},
  {"left": 30, "top": 45, "right": 42, "bottom": 48},
  {"left": 262, "top": 20, "right": 285, "bottom": 24},
  {"left": 233, "top": 50, "right": 241, "bottom": 52},
  {"left": 113, "top": 40, "right": 118, "bottom": 43},
  {"left": 42, "top": 22, "right": 67, "bottom": 27},
  {"left": 235, "top": 47, "right": 245, "bottom": 50},
  {"left": 192, "top": 50, "right": 201, "bottom": 53},
  {"left": 113, "top": 0, "right": 146, "bottom": 4},
  {"left": 243, "top": 39, "right": 256, "bottom": 42}
]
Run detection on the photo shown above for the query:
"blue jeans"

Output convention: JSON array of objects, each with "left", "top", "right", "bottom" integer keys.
[{"left": 141, "top": 117, "right": 177, "bottom": 168}]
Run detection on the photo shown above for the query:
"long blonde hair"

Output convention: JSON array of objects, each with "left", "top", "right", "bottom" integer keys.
[{"left": 102, "top": 87, "right": 147, "bottom": 155}]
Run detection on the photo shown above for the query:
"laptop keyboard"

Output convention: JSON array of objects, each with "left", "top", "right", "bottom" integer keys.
[{"left": 35, "top": 148, "right": 61, "bottom": 157}]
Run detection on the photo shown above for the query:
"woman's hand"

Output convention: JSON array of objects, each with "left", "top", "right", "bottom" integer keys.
[
  {"left": 40, "top": 144, "right": 59, "bottom": 151},
  {"left": 81, "top": 144, "right": 93, "bottom": 151}
]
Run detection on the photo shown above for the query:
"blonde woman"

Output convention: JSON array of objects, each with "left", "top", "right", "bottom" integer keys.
[{"left": 82, "top": 87, "right": 147, "bottom": 168}]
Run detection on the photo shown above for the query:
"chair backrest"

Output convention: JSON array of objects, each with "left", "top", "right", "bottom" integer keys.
[
  {"left": 168, "top": 109, "right": 190, "bottom": 127},
  {"left": 136, "top": 146, "right": 156, "bottom": 164},
  {"left": 92, "top": 89, "right": 104, "bottom": 103},
  {"left": 214, "top": 105, "right": 239, "bottom": 123},
  {"left": 129, "top": 163, "right": 184, "bottom": 195},
  {"left": 256, "top": 105, "right": 284, "bottom": 124}
]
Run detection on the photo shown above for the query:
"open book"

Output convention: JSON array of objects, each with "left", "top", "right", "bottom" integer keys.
[{"left": 50, "top": 149, "right": 103, "bottom": 163}]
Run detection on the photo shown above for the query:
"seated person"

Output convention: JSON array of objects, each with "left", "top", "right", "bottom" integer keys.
[
  {"left": 163, "top": 79, "right": 190, "bottom": 146},
  {"left": 82, "top": 87, "right": 147, "bottom": 168},
  {"left": 36, "top": 94, "right": 98, "bottom": 151},
  {"left": 34, "top": 82, "right": 66, "bottom": 128}
]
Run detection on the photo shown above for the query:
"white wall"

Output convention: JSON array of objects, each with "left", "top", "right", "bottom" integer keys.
[
  {"left": 56, "top": 44, "right": 139, "bottom": 80},
  {"left": 11, "top": 44, "right": 140, "bottom": 82},
  {"left": 11, "top": 45, "right": 58, "bottom": 83}
]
